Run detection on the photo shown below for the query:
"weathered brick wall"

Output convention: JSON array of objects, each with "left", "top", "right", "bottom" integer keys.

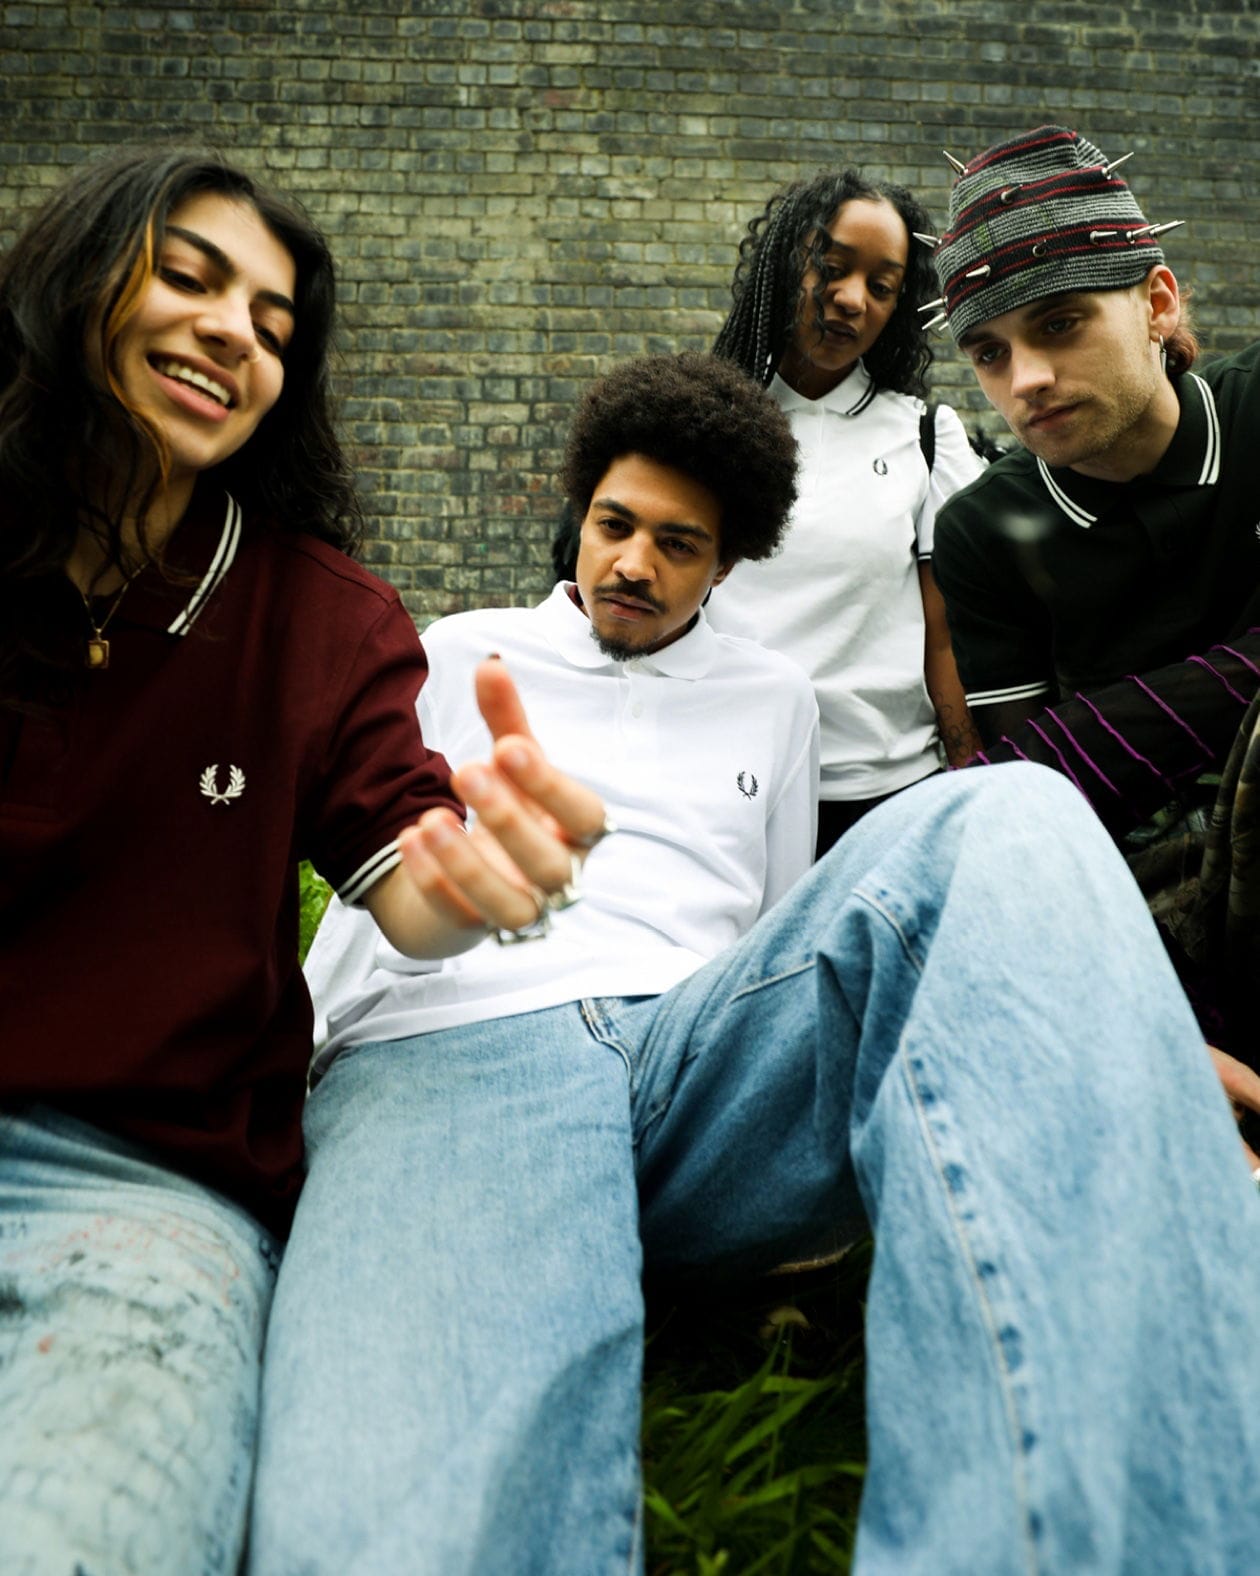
[{"left": 3, "top": 0, "right": 1257, "bottom": 620}]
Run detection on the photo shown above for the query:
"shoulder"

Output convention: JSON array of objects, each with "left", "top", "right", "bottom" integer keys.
[
  {"left": 935, "top": 446, "right": 1038, "bottom": 533},
  {"left": 1190, "top": 340, "right": 1260, "bottom": 415},
  {"left": 420, "top": 602, "right": 541, "bottom": 658},
  {"left": 251, "top": 529, "right": 407, "bottom": 621}
]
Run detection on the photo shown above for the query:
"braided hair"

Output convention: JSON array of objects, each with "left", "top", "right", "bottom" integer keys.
[{"left": 713, "top": 169, "right": 936, "bottom": 400}]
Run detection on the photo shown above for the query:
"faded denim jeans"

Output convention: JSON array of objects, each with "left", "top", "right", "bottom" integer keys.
[
  {"left": 252, "top": 766, "right": 1260, "bottom": 1575},
  {"left": 0, "top": 1108, "right": 278, "bottom": 1576}
]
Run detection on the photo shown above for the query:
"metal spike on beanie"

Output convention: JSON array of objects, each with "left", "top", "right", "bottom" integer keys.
[{"left": 929, "top": 125, "right": 1185, "bottom": 340}]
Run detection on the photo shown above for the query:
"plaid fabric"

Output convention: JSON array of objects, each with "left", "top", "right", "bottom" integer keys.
[
  {"left": 1126, "top": 696, "right": 1260, "bottom": 1070},
  {"left": 935, "top": 125, "right": 1166, "bottom": 339}
]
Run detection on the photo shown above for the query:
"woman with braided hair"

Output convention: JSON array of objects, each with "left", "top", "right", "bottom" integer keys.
[{"left": 710, "top": 168, "right": 984, "bottom": 854}]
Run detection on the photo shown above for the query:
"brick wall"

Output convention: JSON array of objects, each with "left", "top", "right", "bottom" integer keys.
[{"left": 3, "top": 0, "right": 1257, "bottom": 621}]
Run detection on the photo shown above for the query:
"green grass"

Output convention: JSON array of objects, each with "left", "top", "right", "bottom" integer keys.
[{"left": 297, "top": 862, "right": 869, "bottom": 1570}]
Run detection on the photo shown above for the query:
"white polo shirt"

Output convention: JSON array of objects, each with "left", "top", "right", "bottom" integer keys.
[
  {"left": 306, "top": 583, "right": 819, "bottom": 1074},
  {"left": 707, "top": 363, "right": 983, "bottom": 801}
]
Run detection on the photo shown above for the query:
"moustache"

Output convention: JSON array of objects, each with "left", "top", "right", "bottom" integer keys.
[{"left": 596, "top": 580, "right": 666, "bottom": 614}]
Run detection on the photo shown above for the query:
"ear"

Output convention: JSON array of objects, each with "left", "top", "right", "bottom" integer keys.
[
  {"left": 1144, "top": 265, "right": 1181, "bottom": 342},
  {"left": 711, "top": 560, "right": 734, "bottom": 589}
]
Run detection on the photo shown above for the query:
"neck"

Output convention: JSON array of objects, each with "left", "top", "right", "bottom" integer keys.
[
  {"left": 65, "top": 472, "right": 195, "bottom": 595},
  {"left": 1069, "top": 375, "right": 1182, "bottom": 484},
  {"left": 776, "top": 348, "right": 858, "bottom": 402}
]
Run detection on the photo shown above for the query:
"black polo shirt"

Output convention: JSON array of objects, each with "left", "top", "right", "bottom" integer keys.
[
  {"left": 0, "top": 485, "right": 456, "bottom": 1232},
  {"left": 934, "top": 341, "right": 1260, "bottom": 711}
]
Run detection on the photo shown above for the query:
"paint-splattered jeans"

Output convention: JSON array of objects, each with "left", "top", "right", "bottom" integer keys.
[
  {"left": 0, "top": 1108, "right": 278, "bottom": 1576},
  {"left": 253, "top": 766, "right": 1260, "bottom": 1575}
]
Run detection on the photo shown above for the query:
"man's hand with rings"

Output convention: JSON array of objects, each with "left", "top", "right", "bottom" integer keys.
[{"left": 395, "top": 658, "right": 612, "bottom": 944}]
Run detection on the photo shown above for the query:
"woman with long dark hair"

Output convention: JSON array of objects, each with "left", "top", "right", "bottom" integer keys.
[
  {"left": 712, "top": 168, "right": 984, "bottom": 855},
  {"left": 0, "top": 145, "right": 597, "bottom": 1572}
]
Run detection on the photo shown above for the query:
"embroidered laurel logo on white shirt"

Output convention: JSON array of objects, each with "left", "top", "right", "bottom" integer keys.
[
  {"left": 737, "top": 771, "right": 759, "bottom": 800},
  {"left": 199, "top": 764, "right": 246, "bottom": 805}
]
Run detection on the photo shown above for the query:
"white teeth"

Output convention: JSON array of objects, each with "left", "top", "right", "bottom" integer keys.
[{"left": 153, "top": 359, "right": 232, "bottom": 408}]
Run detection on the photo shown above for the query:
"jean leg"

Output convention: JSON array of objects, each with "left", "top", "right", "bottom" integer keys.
[
  {"left": 632, "top": 765, "right": 1260, "bottom": 1574},
  {"left": 0, "top": 1106, "right": 277, "bottom": 1576},
  {"left": 251, "top": 1008, "right": 643, "bottom": 1576}
]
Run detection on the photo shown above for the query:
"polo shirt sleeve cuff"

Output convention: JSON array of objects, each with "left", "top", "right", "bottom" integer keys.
[
  {"left": 965, "top": 679, "right": 1052, "bottom": 709},
  {"left": 337, "top": 838, "right": 404, "bottom": 907}
]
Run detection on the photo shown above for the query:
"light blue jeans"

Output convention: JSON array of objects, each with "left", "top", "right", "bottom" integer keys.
[
  {"left": 251, "top": 766, "right": 1260, "bottom": 1575},
  {"left": 0, "top": 1107, "right": 278, "bottom": 1576}
]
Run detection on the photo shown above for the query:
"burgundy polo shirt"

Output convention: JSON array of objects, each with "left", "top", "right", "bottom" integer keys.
[{"left": 0, "top": 485, "right": 457, "bottom": 1233}]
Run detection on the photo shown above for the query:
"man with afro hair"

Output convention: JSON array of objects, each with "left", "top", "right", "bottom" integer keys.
[{"left": 252, "top": 353, "right": 1260, "bottom": 1576}]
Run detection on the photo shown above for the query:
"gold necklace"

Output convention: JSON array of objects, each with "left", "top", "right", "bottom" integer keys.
[{"left": 80, "top": 566, "right": 142, "bottom": 669}]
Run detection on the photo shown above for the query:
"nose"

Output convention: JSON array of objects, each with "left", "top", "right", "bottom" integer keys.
[
  {"left": 196, "top": 290, "right": 260, "bottom": 363},
  {"left": 612, "top": 532, "right": 656, "bottom": 585},
  {"left": 827, "top": 273, "right": 865, "bottom": 316},
  {"left": 1009, "top": 343, "right": 1055, "bottom": 400}
]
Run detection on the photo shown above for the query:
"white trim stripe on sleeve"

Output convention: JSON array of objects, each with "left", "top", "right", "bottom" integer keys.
[
  {"left": 339, "top": 841, "right": 404, "bottom": 906},
  {"left": 965, "top": 680, "right": 1052, "bottom": 707}
]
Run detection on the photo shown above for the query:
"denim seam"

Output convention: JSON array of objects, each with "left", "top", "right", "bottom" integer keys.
[
  {"left": 901, "top": 1048, "right": 1042, "bottom": 1576},
  {"left": 725, "top": 957, "right": 816, "bottom": 1004},
  {"left": 578, "top": 998, "right": 634, "bottom": 1079}
]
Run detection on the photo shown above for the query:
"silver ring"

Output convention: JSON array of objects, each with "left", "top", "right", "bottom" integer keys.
[
  {"left": 488, "top": 882, "right": 551, "bottom": 946},
  {"left": 542, "top": 851, "right": 584, "bottom": 914},
  {"left": 571, "top": 814, "right": 617, "bottom": 851}
]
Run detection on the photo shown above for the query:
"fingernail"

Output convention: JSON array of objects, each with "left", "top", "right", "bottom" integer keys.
[{"left": 486, "top": 652, "right": 501, "bottom": 661}]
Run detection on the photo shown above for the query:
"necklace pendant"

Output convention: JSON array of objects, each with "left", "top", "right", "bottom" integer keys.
[{"left": 86, "top": 636, "right": 110, "bottom": 669}]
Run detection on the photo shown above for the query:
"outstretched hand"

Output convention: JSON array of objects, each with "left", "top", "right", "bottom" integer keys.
[
  {"left": 395, "top": 658, "right": 608, "bottom": 938},
  {"left": 1208, "top": 1045, "right": 1260, "bottom": 1172}
]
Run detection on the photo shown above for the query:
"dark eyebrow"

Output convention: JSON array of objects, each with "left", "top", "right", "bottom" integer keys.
[
  {"left": 590, "top": 495, "right": 716, "bottom": 544},
  {"left": 164, "top": 225, "right": 296, "bottom": 317}
]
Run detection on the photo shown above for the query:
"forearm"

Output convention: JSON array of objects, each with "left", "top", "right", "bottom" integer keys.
[
  {"left": 364, "top": 858, "right": 487, "bottom": 960},
  {"left": 919, "top": 561, "right": 984, "bottom": 766},
  {"left": 966, "top": 632, "right": 1260, "bottom": 836}
]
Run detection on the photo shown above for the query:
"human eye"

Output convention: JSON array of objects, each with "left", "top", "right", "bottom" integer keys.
[
  {"left": 869, "top": 280, "right": 897, "bottom": 301},
  {"left": 967, "top": 342, "right": 1005, "bottom": 369},
  {"left": 662, "top": 536, "right": 697, "bottom": 556},
  {"left": 1042, "top": 314, "right": 1078, "bottom": 337},
  {"left": 253, "top": 319, "right": 287, "bottom": 357},
  {"left": 159, "top": 262, "right": 205, "bottom": 293}
]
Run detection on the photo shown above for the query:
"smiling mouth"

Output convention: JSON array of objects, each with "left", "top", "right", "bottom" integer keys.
[{"left": 150, "top": 357, "right": 234, "bottom": 409}]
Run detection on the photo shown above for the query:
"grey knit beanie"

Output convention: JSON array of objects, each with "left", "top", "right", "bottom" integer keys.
[{"left": 929, "top": 125, "right": 1183, "bottom": 340}]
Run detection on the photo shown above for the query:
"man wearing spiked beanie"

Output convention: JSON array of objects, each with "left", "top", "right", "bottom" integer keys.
[{"left": 928, "top": 125, "right": 1260, "bottom": 1083}]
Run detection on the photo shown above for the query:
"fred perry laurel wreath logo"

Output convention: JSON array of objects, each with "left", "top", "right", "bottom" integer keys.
[
  {"left": 200, "top": 764, "right": 246, "bottom": 806},
  {"left": 737, "top": 771, "right": 758, "bottom": 800}
]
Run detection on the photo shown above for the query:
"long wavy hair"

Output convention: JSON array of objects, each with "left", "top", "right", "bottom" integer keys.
[
  {"left": 0, "top": 145, "right": 362, "bottom": 703},
  {"left": 713, "top": 168, "right": 937, "bottom": 403}
]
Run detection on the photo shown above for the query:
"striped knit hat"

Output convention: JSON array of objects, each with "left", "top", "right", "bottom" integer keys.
[{"left": 928, "top": 125, "right": 1183, "bottom": 340}]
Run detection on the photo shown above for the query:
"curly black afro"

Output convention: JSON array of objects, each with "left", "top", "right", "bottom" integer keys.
[{"left": 560, "top": 352, "right": 798, "bottom": 565}]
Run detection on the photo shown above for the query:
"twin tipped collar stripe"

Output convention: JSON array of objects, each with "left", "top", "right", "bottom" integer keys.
[
  {"left": 167, "top": 493, "right": 243, "bottom": 637},
  {"left": 1036, "top": 458, "right": 1097, "bottom": 528},
  {"left": 1187, "top": 374, "right": 1221, "bottom": 486},
  {"left": 339, "top": 841, "right": 403, "bottom": 906},
  {"left": 966, "top": 679, "right": 1052, "bottom": 707}
]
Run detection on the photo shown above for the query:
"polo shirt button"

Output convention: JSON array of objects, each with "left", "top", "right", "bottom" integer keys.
[{"left": 631, "top": 702, "right": 644, "bottom": 718}]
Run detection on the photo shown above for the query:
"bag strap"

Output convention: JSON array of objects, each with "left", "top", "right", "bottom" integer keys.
[{"left": 918, "top": 402, "right": 937, "bottom": 474}]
